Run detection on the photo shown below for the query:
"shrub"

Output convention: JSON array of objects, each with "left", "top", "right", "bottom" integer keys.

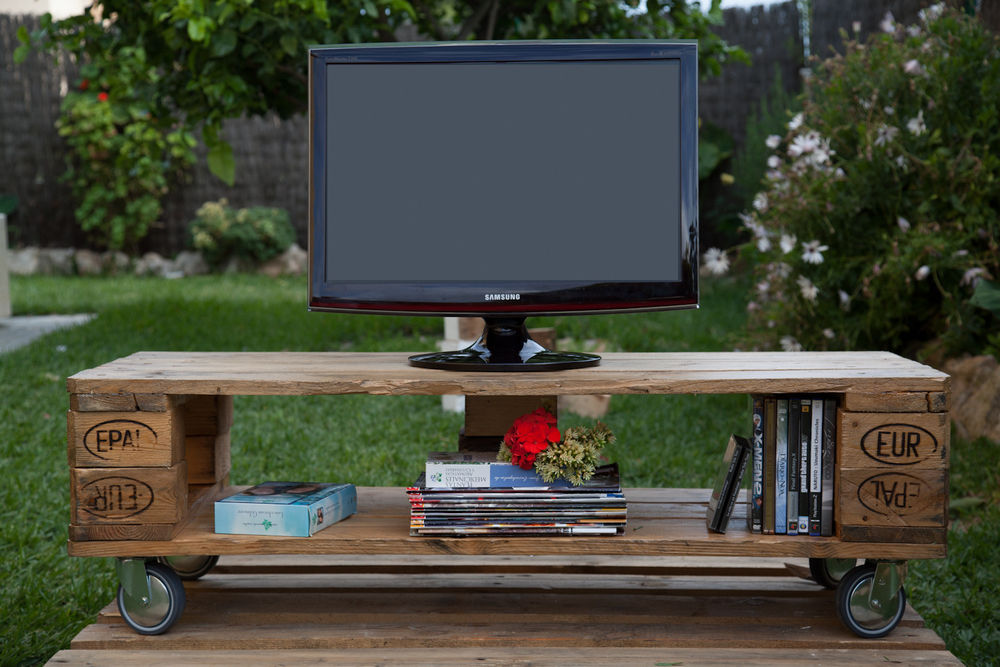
[
  {"left": 189, "top": 199, "right": 296, "bottom": 269},
  {"left": 734, "top": 5, "right": 999, "bottom": 359},
  {"left": 55, "top": 46, "right": 196, "bottom": 251}
]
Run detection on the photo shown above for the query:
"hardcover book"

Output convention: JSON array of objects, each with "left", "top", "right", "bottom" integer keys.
[
  {"left": 214, "top": 481, "right": 357, "bottom": 537},
  {"left": 707, "top": 434, "right": 751, "bottom": 533}
]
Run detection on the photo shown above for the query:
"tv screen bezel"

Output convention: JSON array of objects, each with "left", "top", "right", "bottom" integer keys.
[{"left": 308, "top": 40, "right": 698, "bottom": 317}]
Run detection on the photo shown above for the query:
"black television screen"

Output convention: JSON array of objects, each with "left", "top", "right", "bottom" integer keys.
[{"left": 309, "top": 41, "right": 698, "bottom": 371}]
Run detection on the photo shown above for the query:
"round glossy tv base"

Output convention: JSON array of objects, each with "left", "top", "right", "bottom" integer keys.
[
  {"left": 408, "top": 317, "right": 600, "bottom": 372},
  {"left": 408, "top": 349, "right": 601, "bottom": 372}
]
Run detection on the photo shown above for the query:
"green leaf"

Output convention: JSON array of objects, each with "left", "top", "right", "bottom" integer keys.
[
  {"left": 212, "top": 29, "right": 238, "bottom": 57},
  {"left": 239, "top": 12, "right": 257, "bottom": 32},
  {"left": 13, "top": 43, "right": 30, "bottom": 65},
  {"left": 280, "top": 34, "right": 298, "bottom": 57},
  {"left": 187, "top": 16, "right": 212, "bottom": 42},
  {"left": 0, "top": 194, "right": 18, "bottom": 215},
  {"left": 206, "top": 138, "right": 235, "bottom": 186},
  {"left": 969, "top": 280, "right": 1000, "bottom": 316},
  {"left": 16, "top": 25, "right": 29, "bottom": 44}
]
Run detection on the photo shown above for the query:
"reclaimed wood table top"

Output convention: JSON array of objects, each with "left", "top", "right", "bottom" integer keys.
[{"left": 67, "top": 351, "right": 950, "bottom": 396}]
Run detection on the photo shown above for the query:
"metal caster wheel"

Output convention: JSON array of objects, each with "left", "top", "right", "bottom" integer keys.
[
  {"left": 157, "top": 555, "right": 220, "bottom": 580},
  {"left": 809, "top": 558, "right": 857, "bottom": 589},
  {"left": 116, "top": 561, "right": 186, "bottom": 635},
  {"left": 836, "top": 563, "right": 906, "bottom": 638}
]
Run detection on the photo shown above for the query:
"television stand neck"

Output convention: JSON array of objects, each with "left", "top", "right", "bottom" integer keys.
[{"left": 408, "top": 316, "right": 600, "bottom": 372}]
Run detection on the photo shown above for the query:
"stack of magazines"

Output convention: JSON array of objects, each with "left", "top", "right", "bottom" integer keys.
[{"left": 407, "top": 461, "right": 626, "bottom": 537}]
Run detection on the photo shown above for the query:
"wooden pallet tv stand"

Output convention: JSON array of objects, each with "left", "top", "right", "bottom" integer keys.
[{"left": 65, "top": 350, "right": 950, "bottom": 635}]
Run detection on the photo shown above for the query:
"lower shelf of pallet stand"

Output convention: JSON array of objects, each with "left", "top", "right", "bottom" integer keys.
[
  {"left": 67, "top": 487, "right": 946, "bottom": 559},
  {"left": 49, "top": 554, "right": 959, "bottom": 666}
]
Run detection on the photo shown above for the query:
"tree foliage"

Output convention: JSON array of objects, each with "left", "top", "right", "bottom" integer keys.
[{"left": 18, "top": 0, "right": 744, "bottom": 249}]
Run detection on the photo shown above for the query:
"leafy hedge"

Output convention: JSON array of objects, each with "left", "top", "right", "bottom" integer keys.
[{"left": 734, "top": 5, "right": 999, "bottom": 359}]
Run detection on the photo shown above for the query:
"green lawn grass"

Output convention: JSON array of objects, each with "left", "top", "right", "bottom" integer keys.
[{"left": 1, "top": 273, "right": 996, "bottom": 665}]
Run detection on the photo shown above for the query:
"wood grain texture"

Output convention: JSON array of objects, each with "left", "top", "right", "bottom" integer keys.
[
  {"left": 69, "top": 409, "right": 184, "bottom": 468},
  {"left": 69, "top": 393, "right": 137, "bottom": 412},
  {"left": 185, "top": 433, "right": 231, "bottom": 485},
  {"left": 839, "top": 468, "right": 948, "bottom": 528},
  {"left": 48, "top": 648, "right": 963, "bottom": 666},
  {"left": 839, "top": 411, "right": 949, "bottom": 469},
  {"left": 183, "top": 395, "right": 232, "bottom": 435},
  {"left": 68, "top": 481, "right": 220, "bottom": 542},
  {"left": 841, "top": 391, "right": 932, "bottom": 413},
  {"left": 67, "top": 486, "right": 945, "bottom": 559},
  {"left": 134, "top": 393, "right": 187, "bottom": 412},
  {"left": 52, "top": 554, "right": 958, "bottom": 661},
  {"left": 71, "top": 463, "right": 188, "bottom": 526},
  {"left": 464, "top": 395, "right": 556, "bottom": 436},
  {"left": 66, "top": 351, "right": 949, "bottom": 397}
]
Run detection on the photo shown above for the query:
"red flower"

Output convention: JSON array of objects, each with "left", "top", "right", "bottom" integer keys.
[
  {"left": 502, "top": 408, "right": 560, "bottom": 470},
  {"left": 97, "top": 92, "right": 108, "bottom": 102},
  {"left": 79, "top": 79, "right": 89, "bottom": 91}
]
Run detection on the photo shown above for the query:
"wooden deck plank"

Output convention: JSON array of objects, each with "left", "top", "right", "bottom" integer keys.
[
  {"left": 67, "top": 487, "right": 947, "bottom": 559},
  {"left": 53, "top": 555, "right": 957, "bottom": 665},
  {"left": 48, "top": 647, "right": 964, "bottom": 666},
  {"left": 69, "top": 620, "right": 948, "bottom": 651}
]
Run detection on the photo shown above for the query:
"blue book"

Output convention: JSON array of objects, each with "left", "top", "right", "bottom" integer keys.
[{"left": 215, "top": 481, "right": 357, "bottom": 537}]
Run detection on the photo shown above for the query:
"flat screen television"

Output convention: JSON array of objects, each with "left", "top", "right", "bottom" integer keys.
[{"left": 308, "top": 40, "right": 698, "bottom": 371}]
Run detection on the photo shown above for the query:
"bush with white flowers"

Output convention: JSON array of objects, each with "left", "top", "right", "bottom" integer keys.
[{"left": 731, "top": 5, "right": 999, "bottom": 358}]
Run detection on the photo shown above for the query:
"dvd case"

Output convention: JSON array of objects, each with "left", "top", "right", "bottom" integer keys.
[{"left": 707, "top": 434, "right": 751, "bottom": 533}]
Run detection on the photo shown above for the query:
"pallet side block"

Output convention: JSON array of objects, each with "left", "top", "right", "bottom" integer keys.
[
  {"left": 68, "top": 407, "right": 184, "bottom": 467},
  {"left": 71, "top": 461, "right": 188, "bottom": 526},
  {"left": 837, "top": 406, "right": 949, "bottom": 543}
]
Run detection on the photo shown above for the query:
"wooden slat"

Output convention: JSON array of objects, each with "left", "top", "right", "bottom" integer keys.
[
  {"left": 841, "top": 391, "right": 934, "bottom": 413},
  {"left": 70, "top": 615, "right": 947, "bottom": 651},
  {"left": 47, "top": 647, "right": 964, "bottom": 666},
  {"left": 66, "top": 351, "right": 950, "bottom": 396},
  {"left": 69, "top": 393, "right": 137, "bottom": 412},
  {"left": 51, "top": 552, "right": 960, "bottom": 665},
  {"left": 66, "top": 486, "right": 946, "bottom": 559},
  {"left": 64, "top": 569, "right": 949, "bottom": 653},
  {"left": 210, "top": 553, "right": 806, "bottom": 576}
]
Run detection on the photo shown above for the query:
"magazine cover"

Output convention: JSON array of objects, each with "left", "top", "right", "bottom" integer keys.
[
  {"left": 425, "top": 451, "right": 556, "bottom": 488},
  {"left": 214, "top": 481, "right": 357, "bottom": 537}
]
